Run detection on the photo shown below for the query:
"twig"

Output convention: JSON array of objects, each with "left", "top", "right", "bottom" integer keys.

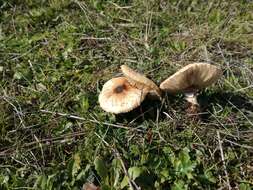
[
  {"left": 40, "top": 109, "right": 143, "bottom": 132},
  {"left": 80, "top": 36, "right": 111, "bottom": 41},
  {"left": 0, "top": 131, "right": 87, "bottom": 157},
  {"left": 1, "top": 95, "right": 25, "bottom": 128},
  {"left": 74, "top": 0, "right": 94, "bottom": 30},
  {"left": 224, "top": 139, "right": 253, "bottom": 150},
  {"left": 128, "top": 107, "right": 154, "bottom": 125},
  {"left": 108, "top": 1, "right": 133, "bottom": 9},
  {"left": 33, "top": 134, "right": 45, "bottom": 166},
  {"left": 209, "top": 110, "right": 234, "bottom": 137},
  {"left": 11, "top": 44, "right": 40, "bottom": 61},
  {"left": 202, "top": 45, "right": 210, "bottom": 63},
  {"left": 94, "top": 133, "right": 141, "bottom": 190},
  {"left": 228, "top": 101, "right": 253, "bottom": 126},
  {"left": 217, "top": 131, "right": 231, "bottom": 190},
  {"left": 235, "top": 85, "right": 253, "bottom": 92}
]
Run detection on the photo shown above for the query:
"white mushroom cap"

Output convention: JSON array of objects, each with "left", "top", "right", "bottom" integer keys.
[
  {"left": 99, "top": 77, "right": 147, "bottom": 114},
  {"left": 120, "top": 65, "right": 162, "bottom": 99},
  {"left": 160, "top": 62, "right": 222, "bottom": 93}
]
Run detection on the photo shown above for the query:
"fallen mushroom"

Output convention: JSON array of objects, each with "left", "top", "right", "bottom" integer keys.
[
  {"left": 83, "top": 183, "right": 100, "bottom": 190},
  {"left": 121, "top": 65, "right": 162, "bottom": 100},
  {"left": 99, "top": 77, "right": 147, "bottom": 114},
  {"left": 160, "top": 62, "right": 222, "bottom": 114}
]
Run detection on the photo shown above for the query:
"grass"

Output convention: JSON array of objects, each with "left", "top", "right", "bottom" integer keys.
[{"left": 0, "top": 0, "right": 253, "bottom": 189}]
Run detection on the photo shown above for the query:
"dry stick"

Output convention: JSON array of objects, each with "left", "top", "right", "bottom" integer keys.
[
  {"left": 0, "top": 131, "right": 87, "bottom": 157},
  {"left": 79, "top": 36, "right": 111, "bottom": 41},
  {"left": 235, "top": 84, "right": 253, "bottom": 92},
  {"left": 224, "top": 139, "right": 253, "bottom": 150},
  {"left": 209, "top": 111, "right": 234, "bottom": 137},
  {"left": 33, "top": 134, "right": 45, "bottom": 166},
  {"left": 228, "top": 101, "right": 253, "bottom": 127},
  {"left": 25, "top": 131, "right": 85, "bottom": 147},
  {"left": 94, "top": 133, "right": 141, "bottom": 190},
  {"left": 74, "top": 0, "right": 94, "bottom": 30},
  {"left": 1, "top": 110, "right": 144, "bottom": 156},
  {"left": 1, "top": 96, "right": 25, "bottom": 128},
  {"left": 40, "top": 109, "right": 143, "bottom": 132},
  {"left": 108, "top": 1, "right": 133, "bottom": 9},
  {"left": 128, "top": 107, "right": 154, "bottom": 125},
  {"left": 11, "top": 43, "right": 40, "bottom": 61},
  {"left": 90, "top": 113, "right": 142, "bottom": 132},
  {"left": 217, "top": 131, "right": 231, "bottom": 190}
]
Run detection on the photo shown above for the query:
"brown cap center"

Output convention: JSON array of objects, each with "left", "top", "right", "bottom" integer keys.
[{"left": 114, "top": 85, "right": 126, "bottom": 93}]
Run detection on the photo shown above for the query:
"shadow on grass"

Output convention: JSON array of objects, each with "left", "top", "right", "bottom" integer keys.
[
  {"left": 114, "top": 91, "right": 253, "bottom": 124},
  {"left": 199, "top": 91, "right": 253, "bottom": 120},
  {"left": 115, "top": 97, "right": 164, "bottom": 124},
  {"left": 115, "top": 93, "right": 183, "bottom": 125}
]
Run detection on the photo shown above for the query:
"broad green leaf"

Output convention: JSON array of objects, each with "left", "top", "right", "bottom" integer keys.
[
  {"left": 94, "top": 157, "right": 108, "bottom": 180},
  {"left": 172, "top": 180, "right": 188, "bottom": 190},
  {"left": 174, "top": 148, "right": 196, "bottom": 179},
  {"left": 40, "top": 175, "right": 47, "bottom": 189},
  {"left": 47, "top": 174, "right": 57, "bottom": 190},
  {"left": 120, "top": 175, "right": 129, "bottom": 189},
  {"left": 112, "top": 159, "right": 121, "bottom": 187},
  {"left": 36, "top": 175, "right": 47, "bottom": 189},
  {"left": 72, "top": 153, "right": 81, "bottom": 177},
  {"left": 204, "top": 171, "right": 216, "bottom": 183},
  {"left": 128, "top": 167, "right": 143, "bottom": 180},
  {"left": 101, "top": 184, "right": 112, "bottom": 190},
  {"left": 13, "top": 72, "right": 22, "bottom": 80},
  {"left": 76, "top": 164, "right": 90, "bottom": 180},
  {"left": 130, "top": 145, "right": 140, "bottom": 157},
  {"left": 239, "top": 183, "right": 251, "bottom": 190},
  {"left": 81, "top": 96, "right": 89, "bottom": 112},
  {"left": 160, "top": 169, "right": 170, "bottom": 183}
]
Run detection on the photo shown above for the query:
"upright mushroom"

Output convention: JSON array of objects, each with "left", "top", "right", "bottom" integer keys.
[
  {"left": 160, "top": 62, "right": 222, "bottom": 114},
  {"left": 120, "top": 65, "right": 162, "bottom": 100},
  {"left": 99, "top": 77, "right": 147, "bottom": 114}
]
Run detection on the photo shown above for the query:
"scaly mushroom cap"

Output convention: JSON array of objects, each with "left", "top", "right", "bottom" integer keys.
[
  {"left": 99, "top": 77, "right": 147, "bottom": 114},
  {"left": 160, "top": 62, "right": 222, "bottom": 93},
  {"left": 120, "top": 65, "right": 162, "bottom": 99}
]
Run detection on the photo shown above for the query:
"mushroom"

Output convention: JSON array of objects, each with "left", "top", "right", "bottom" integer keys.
[
  {"left": 120, "top": 65, "right": 162, "bottom": 100},
  {"left": 160, "top": 62, "right": 222, "bottom": 114},
  {"left": 99, "top": 77, "right": 147, "bottom": 114},
  {"left": 83, "top": 183, "right": 100, "bottom": 190}
]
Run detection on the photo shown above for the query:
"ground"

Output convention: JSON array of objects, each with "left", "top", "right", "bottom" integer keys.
[{"left": 0, "top": 0, "right": 253, "bottom": 189}]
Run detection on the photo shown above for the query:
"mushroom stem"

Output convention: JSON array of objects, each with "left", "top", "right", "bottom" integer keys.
[
  {"left": 184, "top": 92, "right": 200, "bottom": 117},
  {"left": 184, "top": 92, "right": 199, "bottom": 106}
]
